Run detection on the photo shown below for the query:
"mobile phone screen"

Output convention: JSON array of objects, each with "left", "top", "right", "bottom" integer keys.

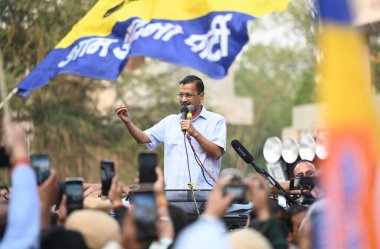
[
  {"left": 133, "top": 191, "right": 157, "bottom": 223},
  {"left": 132, "top": 191, "right": 157, "bottom": 241},
  {"left": 138, "top": 152, "right": 158, "bottom": 183},
  {"left": 100, "top": 160, "right": 115, "bottom": 196},
  {"left": 65, "top": 178, "right": 83, "bottom": 214},
  {"left": 289, "top": 178, "right": 300, "bottom": 190},
  {"left": 31, "top": 153, "right": 51, "bottom": 185}
]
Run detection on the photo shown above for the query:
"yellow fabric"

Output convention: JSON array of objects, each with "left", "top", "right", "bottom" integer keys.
[
  {"left": 319, "top": 25, "right": 375, "bottom": 129},
  {"left": 56, "top": 0, "right": 289, "bottom": 48}
]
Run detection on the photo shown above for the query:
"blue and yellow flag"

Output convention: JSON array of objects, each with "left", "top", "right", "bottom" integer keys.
[
  {"left": 316, "top": 0, "right": 379, "bottom": 248},
  {"left": 16, "top": 0, "right": 289, "bottom": 96}
]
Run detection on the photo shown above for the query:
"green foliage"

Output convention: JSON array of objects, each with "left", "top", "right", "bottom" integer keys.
[
  {"left": 223, "top": 0, "right": 317, "bottom": 173},
  {"left": 369, "top": 34, "right": 380, "bottom": 93},
  {"left": 0, "top": 0, "right": 318, "bottom": 182}
]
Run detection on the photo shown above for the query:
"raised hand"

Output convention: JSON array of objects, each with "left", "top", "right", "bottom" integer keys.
[{"left": 115, "top": 103, "right": 130, "bottom": 123}]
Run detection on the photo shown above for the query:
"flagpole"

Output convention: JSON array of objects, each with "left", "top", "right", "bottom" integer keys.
[
  {"left": 0, "top": 88, "right": 19, "bottom": 112},
  {"left": 0, "top": 50, "right": 18, "bottom": 116}
]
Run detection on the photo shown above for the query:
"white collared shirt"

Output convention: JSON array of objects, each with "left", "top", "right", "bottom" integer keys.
[{"left": 144, "top": 106, "right": 226, "bottom": 190}]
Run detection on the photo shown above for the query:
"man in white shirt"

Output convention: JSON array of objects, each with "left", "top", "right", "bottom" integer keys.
[{"left": 116, "top": 75, "right": 227, "bottom": 192}]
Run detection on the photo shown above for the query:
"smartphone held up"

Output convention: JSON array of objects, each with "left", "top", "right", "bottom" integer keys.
[
  {"left": 65, "top": 177, "right": 84, "bottom": 214},
  {"left": 31, "top": 153, "right": 51, "bottom": 185},
  {"left": 130, "top": 190, "right": 158, "bottom": 242},
  {"left": 138, "top": 152, "right": 158, "bottom": 184},
  {"left": 100, "top": 160, "right": 115, "bottom": 196}
]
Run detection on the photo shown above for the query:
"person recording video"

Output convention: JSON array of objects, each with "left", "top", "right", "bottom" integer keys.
[
  {"left": 275, "top": 160, "right": 322, "bottom": 206},
  {"left": 290, "top": 160, "right": 321, "bottom": 205},
  {"left": 115, "top": 75, "right": 227, "bottom": 191}
]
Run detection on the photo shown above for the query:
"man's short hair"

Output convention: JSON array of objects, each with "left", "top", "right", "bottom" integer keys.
[
  {"left": 179, "top": 75, "right": 204, "bottom": 94},
  {"left": 292, "top": 159, "right": 316, "bottom": 175},
  {"left": 294, "top": 159, "right": 314, "bottom": 167},
  {"left": 286, "top": 205, "right": 308, "bottom": 233},
  {"left": 0, "top": 184, "right": 9, "bottom": 193}
]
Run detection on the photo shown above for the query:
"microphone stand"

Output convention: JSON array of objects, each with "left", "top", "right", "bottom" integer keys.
[{"left": 248, "top": 160, "right": 297, "bottom": 205}]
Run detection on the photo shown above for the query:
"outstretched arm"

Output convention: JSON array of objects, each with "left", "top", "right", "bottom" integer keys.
[
  {"left": 115, "top": 103, "right": 151, "bottom": 144},
  {"left": 0, "top": 119, "right": 40, "bottom": 249}
]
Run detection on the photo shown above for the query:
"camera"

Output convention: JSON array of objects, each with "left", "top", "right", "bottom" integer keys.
[
  {"left": 289, "top": 177, "right": 315, "bottom": 191},
  {"left": 221, "top": 168, "right": 247, "bottom": 204},
  {"left": 224, "top": 184, "right": 246, "bottom": 203}
]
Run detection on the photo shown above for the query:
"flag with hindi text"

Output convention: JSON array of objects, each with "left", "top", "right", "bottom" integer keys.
[{"left": 16, "top": 0, "right": 289, "bottom": 96}]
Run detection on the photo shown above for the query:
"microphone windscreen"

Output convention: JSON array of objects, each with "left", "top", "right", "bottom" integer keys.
[
  {"left": 187, "top": 105, "right": 194, "bottom": 113},
  {"left": 231, "top": 139, "right": 254, "bottom": 163},
  {"left": 180, "top": 106, "right": 189, "bottom": 113}
]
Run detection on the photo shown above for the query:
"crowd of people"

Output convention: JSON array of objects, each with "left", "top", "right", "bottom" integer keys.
[
  {"left": 0, "top": 117, "right": 322, "bottom": 249},
  {"left": 0, "top": 75, "right": 322, "bottom": 249}
]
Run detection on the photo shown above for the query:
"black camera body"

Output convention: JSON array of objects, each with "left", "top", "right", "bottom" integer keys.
[
  {"left": 223, "top": 175, "right": 247, "bottom": 204},
  {"left": 224, "top": 184, "right": 246, "bottom": 203},
  {"left": 289, "top": 177, "right": 315, "bottom": 190}
]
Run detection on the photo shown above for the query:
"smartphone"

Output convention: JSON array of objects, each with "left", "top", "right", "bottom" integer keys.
[
  {"left": 224, "top": 184, "right": 247, "bottom": 204},
  {"left": 65, "top": 178, "right": 84, "bottom": 214},
  {"left": 100, "top": 160, "right": 115, "bottom": 196},
  {"left": 138, "top": 152, "right": 158, "bottom": 183},
  {"left": 54, "top": 181, "right": 66, "bottom": 211},
  {"left": 0, "top": 147, "right": 11, "bottom": 168},
  {"left": 31, "top": 153, "right": 51, "bottom": 185},
  {"left": 130, "top": 191, "right": 158, "bottom": 241}
]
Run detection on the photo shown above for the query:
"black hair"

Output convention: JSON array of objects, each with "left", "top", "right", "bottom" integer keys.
[
  {"left": 0, "top": 203, "right": 8, "bottom": 240},
  {"left": 0, "top": 184, "right": 9, "bottom": 193},
  {"left": 179, "top": 75, "right": 204, "bottom": 94},
  {"left": 292, "top": 159, "right": 316, "bottom": 176},
  {"left": 40, "top": 227, "right": 88, "bottom": 249},
  {"left": 286, "top": 205, "right": 308, "bottom": 233},
  {"left": 168, "top": 204, "right": 188, "bottom": 239}
]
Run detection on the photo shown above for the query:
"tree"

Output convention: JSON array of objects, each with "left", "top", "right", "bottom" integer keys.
[{"left": 223, "top": 0, "right": 318, "bottom": 173}]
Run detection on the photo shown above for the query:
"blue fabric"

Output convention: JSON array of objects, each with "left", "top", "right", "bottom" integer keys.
[{"left": 317, "top": 0, "right": 353, "bottom": 24}]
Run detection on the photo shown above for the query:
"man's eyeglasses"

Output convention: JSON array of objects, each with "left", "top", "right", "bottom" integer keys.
[{"left": 176, "top": 93, "right": 197, "bottom": 99}]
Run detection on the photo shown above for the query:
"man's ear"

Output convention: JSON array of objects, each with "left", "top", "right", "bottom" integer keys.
[
  {"left": 287, "top": 233, "right": 293, "bottom": 243},
  {"left": 199, "top": 92, "right": 205, "bottom": 101}
]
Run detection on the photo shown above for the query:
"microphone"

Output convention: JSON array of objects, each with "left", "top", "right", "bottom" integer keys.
[
  {"left": 186, "top": 105, "right": 194, "bottom": 120},
  {"left": 231, "top": 139, "right": 254, "bottom": 164},
  {"left": 180, "top": 106, "right": 189, "bottom": 121},
  {"left": 230, "top": 139, "right": 297, "bottom": 205}
]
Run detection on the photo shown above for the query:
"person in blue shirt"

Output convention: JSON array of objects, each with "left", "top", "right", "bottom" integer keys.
[{"left": 0, "top": 118, "right": 40, "bottom": 249}]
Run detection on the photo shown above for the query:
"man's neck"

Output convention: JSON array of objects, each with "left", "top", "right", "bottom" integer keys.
[{"left": 192, "top": 105, "right": 203, "bottom": 120}]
